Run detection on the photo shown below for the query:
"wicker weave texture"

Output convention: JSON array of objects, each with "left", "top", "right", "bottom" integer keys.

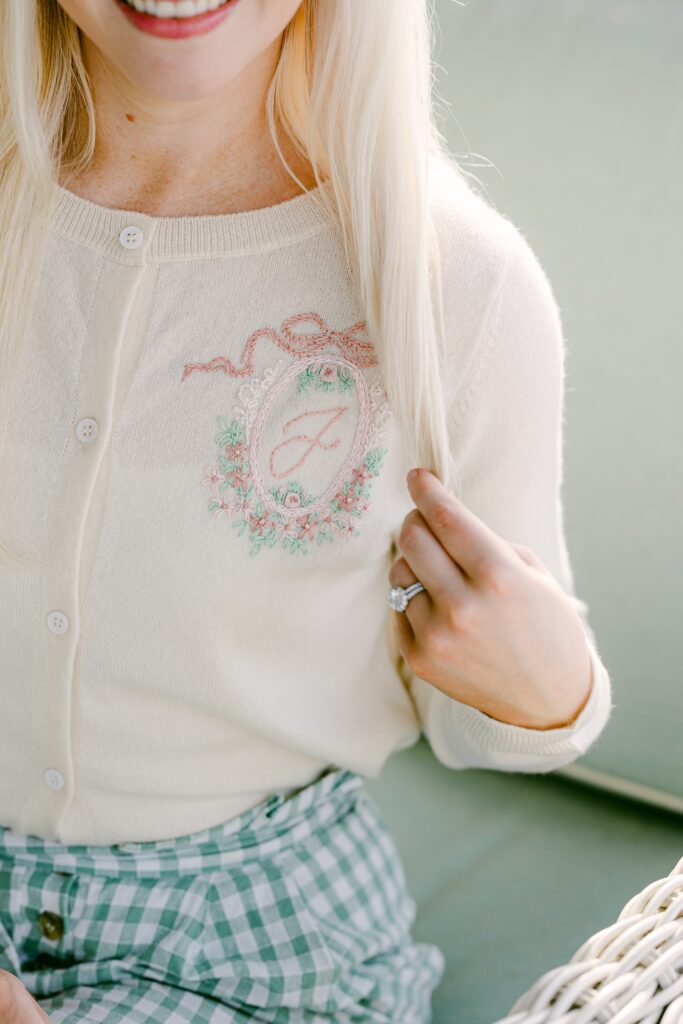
[{"left": 494, "top": 854, "right": 683, "bottom": 1024}]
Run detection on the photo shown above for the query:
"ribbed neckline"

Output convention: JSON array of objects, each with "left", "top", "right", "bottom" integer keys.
[{"left": 48, "top": 177, "right": 338, "bottom": 262}]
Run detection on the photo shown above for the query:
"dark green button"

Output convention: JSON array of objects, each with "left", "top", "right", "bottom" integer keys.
[{"left": 38, "top": 910, "right": 64, "bottom": 941}]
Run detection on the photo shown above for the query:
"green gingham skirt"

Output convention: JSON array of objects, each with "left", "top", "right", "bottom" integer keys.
[{"left": 0, "top": 766, "right": 445, "bottom": 1023}]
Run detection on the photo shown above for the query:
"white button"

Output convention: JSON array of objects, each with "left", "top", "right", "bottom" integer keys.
[
  {"left": 119, "top": 225, "right": 143, "bottom": 249},
  {"left": 75, "top": 417, "right": 98, "bottom": 444},
  {"left": 43, "top": 768, "right": 65, "bottom": 792},
  {"left": 46, "top": 610, "right": 69, "bottom": 635}
]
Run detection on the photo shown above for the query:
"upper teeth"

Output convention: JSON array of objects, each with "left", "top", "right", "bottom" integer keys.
[{"left": 124, "top": 0, "right": 230, "bottom": 16}]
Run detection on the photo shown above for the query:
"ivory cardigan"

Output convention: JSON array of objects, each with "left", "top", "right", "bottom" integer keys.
[{"left": 0, "top": 159, "right": 614, "bottom": 844}]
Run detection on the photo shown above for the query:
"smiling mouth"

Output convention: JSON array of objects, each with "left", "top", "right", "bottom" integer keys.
[{"left": 118, "top": 0, "right": 235, "bottom": 17}]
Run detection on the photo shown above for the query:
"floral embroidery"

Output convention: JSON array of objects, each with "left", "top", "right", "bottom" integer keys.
[
  {"left": 183, "top": 315, "right": 391, "bottom": 557},
  {"left": 296, "top": 362, "right": 354, "bottom": 395},
  {"left": 203, "top": 420, "right": 388, "bottom": 556}
]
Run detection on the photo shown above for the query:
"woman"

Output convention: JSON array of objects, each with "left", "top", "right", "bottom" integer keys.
[{"left": 0, "top": 1, "right": 615, "bottom": 1022}]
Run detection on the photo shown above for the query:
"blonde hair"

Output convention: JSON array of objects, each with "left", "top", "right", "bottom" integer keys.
[{"left": 0, "top": 0, "right": 469, "bottom": 570}]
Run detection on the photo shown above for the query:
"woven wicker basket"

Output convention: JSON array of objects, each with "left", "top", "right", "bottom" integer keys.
[{"left": 493, "top": 853, "right": 683, "bottom": 1024}]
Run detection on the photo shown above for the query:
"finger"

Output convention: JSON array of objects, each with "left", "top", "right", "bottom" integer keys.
[
  {"left": 0, "top": 971, "right": 51, "bottom": 1022},
  {"left": 28, "top": 992, "right": 51, "bottom": 1023},
  {"left": 394, "top": 608, "right": 418, "bottom": 673},
  {"left": 397, "top": 507, "right": 469, "bottom": 607},
  {"left": 388, "top": 553, "right": 432, "bottom": 634},
  {"left": 407, "top": 468, "right": 518, "bottom": 582},
  {"left": 508, "top": 541, "right": 550, "bottom": 573},
  {"left": 388, "top": 556, "right": 426, "bottom": 670}
]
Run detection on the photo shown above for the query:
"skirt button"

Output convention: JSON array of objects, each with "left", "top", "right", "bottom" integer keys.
[{"left": 38, "top": 910, "right": 64, "bottom": 941}]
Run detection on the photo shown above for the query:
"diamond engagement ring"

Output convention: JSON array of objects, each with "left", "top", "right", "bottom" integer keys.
[{"left": 387, "top": 582, "right": 426, "bottom": 613}]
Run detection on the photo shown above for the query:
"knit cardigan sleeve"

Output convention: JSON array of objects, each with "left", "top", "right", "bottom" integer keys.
[{"left": 405, "top": 221, "right": 616, "bottom": 772}]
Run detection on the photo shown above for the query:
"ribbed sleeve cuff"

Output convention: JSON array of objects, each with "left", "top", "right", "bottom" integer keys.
[
  {"left": 411, "top": 638, "right": 615, "bottom": 772},
  {"left": 452, "top": 639, "right": 614, "bottom": 760}
]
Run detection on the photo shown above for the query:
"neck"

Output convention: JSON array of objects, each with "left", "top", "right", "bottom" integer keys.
[{"left": 59, "top": 32, "right": 317, "bottom": 217}]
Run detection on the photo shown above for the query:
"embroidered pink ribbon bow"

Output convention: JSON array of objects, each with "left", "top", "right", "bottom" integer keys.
[{"left": 181, "top": 312, "right": 378, "bottom": 382}]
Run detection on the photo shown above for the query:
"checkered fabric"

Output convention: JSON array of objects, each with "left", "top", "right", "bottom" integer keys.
[{"left": 0, "top": 766, "right": 445, "bottom": 1023}]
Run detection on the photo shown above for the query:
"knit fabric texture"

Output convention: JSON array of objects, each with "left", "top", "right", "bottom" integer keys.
[{"left": 0, "top": 158, "right": 614, "bottom": 845}]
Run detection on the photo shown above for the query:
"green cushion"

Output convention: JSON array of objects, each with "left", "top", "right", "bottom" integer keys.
[{"left": 365, "top": 739, "right": 683, "bottom": 1023}]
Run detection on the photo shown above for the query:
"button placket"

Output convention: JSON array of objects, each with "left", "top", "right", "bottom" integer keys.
[{"left": 27, "top": 225, "right": 156, "bottom": 840}]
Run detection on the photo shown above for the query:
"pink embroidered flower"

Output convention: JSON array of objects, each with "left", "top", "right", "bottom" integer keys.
[
  {"left": 351, "top": 464, "right": 373, "bottom": 485},
  {"left": 337, "top": 519, "right": 359, "bottom": 538},
  {"left": 282, "top": 519, "right": 302, "bottom": 539},
  {"left": 319, "top": 363, "right": 338, "bottom": 383},
  {"left": 211, "top": 494, "right": 241, "bottom": 518},
  {"left": 248, "top": 509, "right": 276, "bottom": 536},
  {"left": 225, "top": 465, "right": 250, "bottom": 491},
  {"left": 335, "top": 488, "right": 361, "bottom": 513},
  {"left": 202, "top": 465, "right": 225, "bottom": 491},
  {"left": 297, "top": 514, "right": 321, "bottom": 542},
  {"left": 283, "top": 490, "right": 302, "bottom": 508},
  {"left": 224, "top": 441, "right": 247, "bottom": 461}
]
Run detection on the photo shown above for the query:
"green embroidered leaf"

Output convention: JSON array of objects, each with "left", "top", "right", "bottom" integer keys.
[
  {"left": 215, "top": 418, "right": 245, "bottom": 449},
  {"left": 283, "top": 536, "right": 310, "bottom": 555},
  {"left": 247, "top": 527, "right": 277, "bottom": 556},
  {"left": 364, "top": 447, "right": 388, "bottom": 475},
  {"left": 296, "top": 366, "right": 318, "bottom": 394},
  {"left": 219, "top": 455, "right": 248, "bottom": 475}
]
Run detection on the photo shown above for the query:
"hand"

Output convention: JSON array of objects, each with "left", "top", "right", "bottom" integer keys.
[
  {"left": 389, "top": 468, "right": 594, "bottom": 730},
  {"left": 0, "top": 969, "right": 51, "bottom": 1022}
]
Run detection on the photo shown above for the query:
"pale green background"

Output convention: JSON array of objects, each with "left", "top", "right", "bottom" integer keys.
[{"left": 430, "top": 0, "right": 683, "bottom": 804}]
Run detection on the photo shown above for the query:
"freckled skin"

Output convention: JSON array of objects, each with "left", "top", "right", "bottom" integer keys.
[{"left": 52, "top": 0, "right": 316, "bottom": 216}]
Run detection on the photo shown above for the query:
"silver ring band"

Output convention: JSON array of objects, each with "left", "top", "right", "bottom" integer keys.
[{"left": 387, "top": 582, "right": 426, "bottom": 613}]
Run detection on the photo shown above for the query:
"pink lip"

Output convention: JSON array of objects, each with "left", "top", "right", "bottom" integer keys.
[{"left": 113, "top": 0, "right": 242, "bottom": 39}]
